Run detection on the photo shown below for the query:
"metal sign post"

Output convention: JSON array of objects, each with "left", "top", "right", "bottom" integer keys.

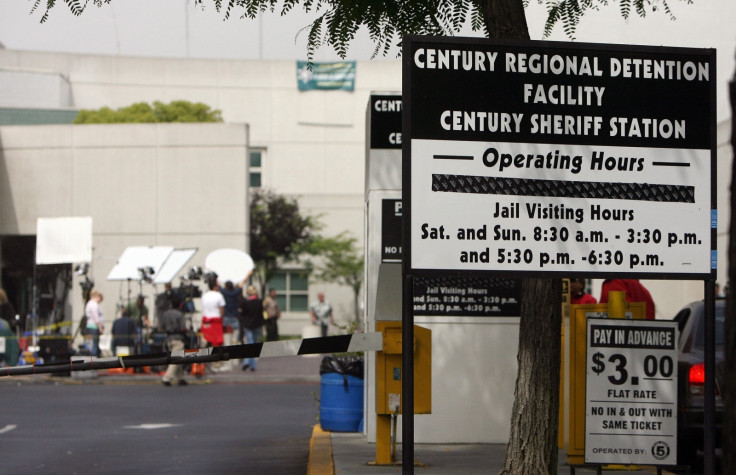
[{"left": 703, "top": 279, "right": 716, "bottom": 474}]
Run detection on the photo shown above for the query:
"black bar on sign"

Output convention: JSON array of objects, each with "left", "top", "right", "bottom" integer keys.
[
  {"left": 432, "top": 174, "right": 695, "bottom": 203},
  {"left": 433, "top": 154, "right": 474, "bottom": 160},
  {"left": 652, "top": 161, "right": 691, "bottom": 167}
]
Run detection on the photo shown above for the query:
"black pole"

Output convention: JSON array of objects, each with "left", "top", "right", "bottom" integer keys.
[
  {"left": 703, "top": 279, "right": 716, "bottom": 474},
  {"left": 402, "top": 274, "right": 414, "bottom": 474}
]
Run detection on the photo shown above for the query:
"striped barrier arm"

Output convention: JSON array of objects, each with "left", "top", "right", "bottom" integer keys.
[{"left": 0, "top": 333, "right": 383, "bottom": 378}]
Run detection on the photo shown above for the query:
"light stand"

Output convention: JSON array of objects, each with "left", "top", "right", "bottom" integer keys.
[
  {"left": 181, "top": 266, "right": 203, "bottom": 349},
  {"left": 133, "top": 266, "right": 155, "bottom": 355},
  {"left": 73, "top": 264, "right": 94, "bottom": 342},
  {"left": 76, "top": 264, "right": 94, "bottom": 303}
]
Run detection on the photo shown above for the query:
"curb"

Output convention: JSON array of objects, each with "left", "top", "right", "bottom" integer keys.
[{"left": 308, "top": 424, "right": 334, "bottom": 475}]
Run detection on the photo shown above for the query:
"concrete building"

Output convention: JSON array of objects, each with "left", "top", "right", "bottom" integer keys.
[{"left": 0, "top": 48, "right": 400, "bottom": 338}]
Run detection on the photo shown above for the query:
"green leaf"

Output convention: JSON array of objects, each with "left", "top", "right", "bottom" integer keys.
[{"left": 72, "top": 100, "right": 223, "bottom": 124}]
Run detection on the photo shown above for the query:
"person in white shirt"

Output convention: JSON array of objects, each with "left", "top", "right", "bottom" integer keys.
[
  {"left": 310, "top": 292, "right": 335, "bottom": 337},
  {"left": 84, "top": 290, "right": 104, "bottom": 357},
  {"left": 200, "top": 275, "right": 225, "bottom": 347}
]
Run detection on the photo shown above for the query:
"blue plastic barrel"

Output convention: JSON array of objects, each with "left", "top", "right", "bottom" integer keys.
[{"left": 320, "top": 373, "right": 364, "bottom": 432}]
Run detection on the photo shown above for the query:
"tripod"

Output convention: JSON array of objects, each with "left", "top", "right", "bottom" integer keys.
[
  {"left": 178, "top": 274, "right": 206, "bottom": 377},
  {"left": 72, "top": 273, "right": 94, "bottom": 344}
]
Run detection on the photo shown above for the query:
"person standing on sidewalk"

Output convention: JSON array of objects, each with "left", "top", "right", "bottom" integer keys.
[
  {"left": 84, "top": 290, "right": 104, "bottom": 357},
  {"left": 239, "top": 286, "right": 264, "bottom": 371},
  {"left": 111, "top": 309, "right": 137, "bottom": 356},
  {"left": 200, "top": 274, "right": 228, "bottom": 372},
  {"left": 159, "top": 294, "right": 189, "bottom": 386},
  {"left": 220, "top": 273, "right": 250, "bottom": 345},
  {"left": 126, "top": 295, "right": 149, "bottom": 356},
  {"left": 599, "top": 279, "right": 656, "bottom": 319},
  {"left": 310, "top": 292, "right": 335, "bottom": 337},
  {"left": 570, "top": 278, "right": 597, "bottom": 305},
  {"left": 200, "top": 275, "right": 225, "bottom": 347},
  {"left": 262, "top": 288, "right": 281, "bottom": 342}
]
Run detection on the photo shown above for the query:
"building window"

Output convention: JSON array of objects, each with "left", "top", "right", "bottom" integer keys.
[
  {"left": 268, "top": 270, "right": 309, "bottom": 312},
  {"left": 249, "top": 150, "right": 262, "bottom": 187}
]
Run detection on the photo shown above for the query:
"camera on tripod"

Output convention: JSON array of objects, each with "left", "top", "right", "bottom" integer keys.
[
  {"left": 137, "top": 266, "right": 154, "bottom": 283},
  {"left": 203, "top": 271, "right": 218, "bottom": 285},
  {"left": 75, "top": 264, "right": 94, "bottom": 295},
  {"left": 186, "top": 266, "right": 203, "bottom": 281}
]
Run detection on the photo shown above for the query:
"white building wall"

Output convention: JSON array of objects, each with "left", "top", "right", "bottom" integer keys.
[
  {"left": 0, "top": 69, "right": 72, "bottom": 108},
  {"left": 0, "top": 123, "right": 249, "bottom": 337}
]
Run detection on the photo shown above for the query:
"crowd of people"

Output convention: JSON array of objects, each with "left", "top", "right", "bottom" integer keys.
[
  {"left": 0, "top": 276, "right": 328, "bottom": 372},
  {"left": 165, "top": 273, "right": 286, "bottom": 384},
  {"left": 72, "top": 272, "right": 289, "bottom": 385}
]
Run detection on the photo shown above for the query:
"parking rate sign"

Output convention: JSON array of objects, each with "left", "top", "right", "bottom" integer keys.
[
  {"left": 403, "top": 37, "right": 716, "bottom": 278},
  {"left": 585, "top": 318, "right": 678, "bottom": 465}
]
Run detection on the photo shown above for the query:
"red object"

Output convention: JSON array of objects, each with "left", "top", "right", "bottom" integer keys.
[
  {"left": 200, "top": 316, "right": 224, "bottom": 346},
  {"left": 571, "top": 293, "right": 597, "bottom": 305},
  {"left": 689, "top": 363, "right": 705, "bottom": 385},
  {"left": 599, "top": 279, "right": 656, "bottom": 319},
  {"left": 191, "top": 363, "right": 205, "bottom": 377},
  {"left": 688, "top": 363, "right": 707, "bottom": 395}
]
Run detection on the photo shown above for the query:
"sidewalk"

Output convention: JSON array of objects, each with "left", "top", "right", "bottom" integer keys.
[
  {"left": 311, "top": 431, "right": 669, "bottom": 475},
  {"left": 324, "top": 430, "right": 509, "bottom": 475}
]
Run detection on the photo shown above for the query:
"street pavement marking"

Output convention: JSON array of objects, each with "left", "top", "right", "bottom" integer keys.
[
  {"left": 0, "top": 424, "right": 17, "bottom": 434},
  {"left": 308, "top": 424, "right": 334, "bottom": 475},
  {"left": 123, "top": 423, "right": 183, "bottom": 430}
]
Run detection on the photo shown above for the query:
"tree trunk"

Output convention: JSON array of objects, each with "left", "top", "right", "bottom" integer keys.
[
  {"left": 473, "top": 0, "right": 561, "bottom": 473},
  {"left": 475, "top": 0, "right": 529, "bottom": 39},
  {"left": 724, "top": 72, "right": 736, "bottom": 475},
  {"left": 499, "top": 277, "right": 562, "bottom": 474}
]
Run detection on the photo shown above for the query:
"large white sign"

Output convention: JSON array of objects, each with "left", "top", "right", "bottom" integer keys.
[
  {"left": 403, "top": 37, "right": 716, "bottom": 278},
  {"left": 585, "top": 318, "right": 678, "bottom": 465},
  {"left": 35, "top": 217, "right": 93, "bottom": 265},
  {"left": 107, "top": 246, "right": 174, "bottom": 281}
]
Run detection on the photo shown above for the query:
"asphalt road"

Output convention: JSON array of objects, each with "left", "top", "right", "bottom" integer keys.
[{"left": 0, "top": 381, "right": 319, "bottom": 474}]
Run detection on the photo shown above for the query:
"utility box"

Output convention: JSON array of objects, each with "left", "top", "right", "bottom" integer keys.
[{"left": 375, "top": 321, "right": 431, "bottom": 415}]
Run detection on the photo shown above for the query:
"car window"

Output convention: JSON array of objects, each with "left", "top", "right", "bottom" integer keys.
[
  {"left": 674, "top": 307, "right": 691, "bottom": 334},
  {"left": 693, "top": 304, "right": 725, "bottom": 349}
]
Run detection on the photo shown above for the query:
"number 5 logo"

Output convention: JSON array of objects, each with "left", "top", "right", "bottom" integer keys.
[{"left": 651, "top": 441, "right": 670, "bottom": 460}]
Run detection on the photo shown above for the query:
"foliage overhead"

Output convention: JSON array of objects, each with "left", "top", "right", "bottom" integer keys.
[
  {"left": 73, "top": 100, "right": 223, "bottom": 124},
  {"left": 249, "top": 189, "right": 320, "bottom": 291},
  {"left": 308, "top": 233, "right": 363, "bottom": 288},
  {"left": 307, "top": 232, "right": 364, "bottom": 320},
  {"left": 34, "top": 0, "right": 686, "bottom": 61}
]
